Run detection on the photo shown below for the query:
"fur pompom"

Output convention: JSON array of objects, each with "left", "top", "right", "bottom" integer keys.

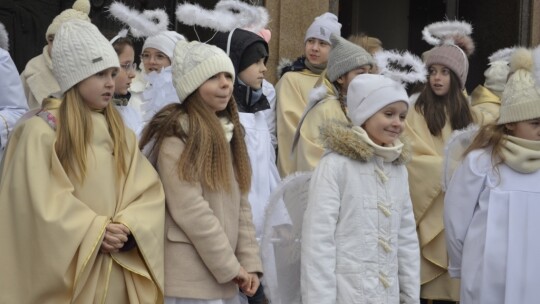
[
  {"left": 0, "top": 23, "right": 8, "bottom": 51},
  {"left": 374, "top": 50, "right": 427, "bottom": 85},
  {"left": 489, "top": 47, "right": 516, "bottom": 64},
  {"left": 509, "top": 47, "right": 533, "bottom": 74},
  {"left": 176, "top": 0, "right": 268, "bottom": 33},
  {"left": 450, "top": 34, "right": 475, "bottom": 56},
  {"left": 72, "top": 0, "right": 91, "bottom": 15}
]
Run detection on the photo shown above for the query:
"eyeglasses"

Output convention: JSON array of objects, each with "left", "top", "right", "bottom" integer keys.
[
  {"left": 140, "top": 53, "right": 169, "bottom": 63},
  {"left": 120, "top": 62, "right": 137, "bottom": 72}
]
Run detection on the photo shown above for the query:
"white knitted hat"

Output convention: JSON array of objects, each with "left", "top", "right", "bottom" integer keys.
[
  {"left": 347, "top": 74, "right": 410, "bottom": 126},
  {"left": 304, "top": 12, "right": 341, "bottom": 44},
  {"left": 327, "top": 34, "right": 374, "bottom": 82},
  {"left": 172, "top": 40, "right": 235, "bottom": 102},
  {"left": 497, "top": 47, "right": 540, "bottom": 124},
  {"left": 483, "top": 47, "right": 515, "bottom": 95},
  {"left": 143, "top": 31, "right": 186, "bottom": 59},
  {"left": 52, "top": 20, "right": 119, "bottom": 94},
  {"left": 45, "top": 0, "right": 91, "bottom": 40}
]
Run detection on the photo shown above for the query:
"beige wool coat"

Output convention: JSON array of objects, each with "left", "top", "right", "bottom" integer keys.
[{"left": 158, "top": 136, "right": 263, "bottom": 300}]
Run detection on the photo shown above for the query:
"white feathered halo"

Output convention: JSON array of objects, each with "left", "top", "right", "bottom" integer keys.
[
  {"left": 175, "top": 0, "right": 269, "bottom": 33},
  {"left": 374, "top": 49, "right": 428, "bottom": 86},
  {"left": 422, "top": 20, "right": 475, "bottom": 57},
  {"left": 0, "top": 22, "right": 8, "bottom": 51},
  {"left": 108, "top": 2, "right": 169, "bottom": 38},
  {"left": 489, "top": 47, "right": 517, "bottom": 64}
]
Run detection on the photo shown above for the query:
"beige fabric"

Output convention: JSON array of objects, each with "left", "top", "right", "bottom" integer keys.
[
  {"left": 159, "top": 136, "right": 262, "bottom": 300},
  {"left": 295, "top": 83, "right": 348, "bottom": 172},
  {"left": 0, "top": 108, "right": 165, "bottom": 303},
  {"left": 501, "top": 135, "right": 540, "bottom": 173},
  {"left": 20, "top": 46, "right": 60, "bottom": 109},
  {"left": 276, "top": 69, "right": 320, "bottom": 177},
  {"left": 470, "top": 84, "right": 501, "bottom": 126},
  {"left": 403, "top": 108, "right": 460, "bottom": 301}
]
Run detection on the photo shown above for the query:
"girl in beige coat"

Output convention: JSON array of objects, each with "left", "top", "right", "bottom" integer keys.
[{"left": 140, "top": 40, "right": 263, "bottom": 304}]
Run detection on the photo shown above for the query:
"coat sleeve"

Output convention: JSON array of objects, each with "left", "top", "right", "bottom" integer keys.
[
  {"left": 0, "top": 49, "right": 28, "bottom": 150},
  {"left": 443, "top": 151, "right": 487, "bottom": 278},
  {"left": 301, "top": 156, "right": 340, "bottom": 304},
  {"left": 397, "top": 169, "right": 421, "bottom": 303},
  {"left": 158, "top": 136, "right": 241, "bottom": 284},
  {"left": 235, "top": 193, "right": 263, "bottom": 275}
]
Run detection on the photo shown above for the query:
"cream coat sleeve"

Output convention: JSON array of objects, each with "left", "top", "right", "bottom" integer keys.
[
  {"left": 443, "top": 150, "right": 487, "bottom": 278},
  {"left": 301, "top": 156, "right": 340, "bottom": 303},
  {"left": 235, "top": 193, "right": 264, "bottom": 275},
  {"left": 158, "top": 136, "right": 242, "bottom": 284}
]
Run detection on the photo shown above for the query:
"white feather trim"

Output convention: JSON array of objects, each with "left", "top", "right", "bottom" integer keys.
[
  {"left": 533, "top": 45, "right": 540, "bottom": 88},
  {"left": 375, "top": 50, "right": 427, "bottom": 85},
  {"left": 109, "top": 28, "right": 128, "bottom": 44},
  {"left": 422, "top": 20, "right": 472, "bottom": 46},
  {"left": 442, "top": 124, "right": 478, "bottom": 191},
  {"left": 489, "top": 47, "right": 516, "bottom": 64},
  {"left": 176, "top": 0, "right": 268, "bottom": 33},
  {"left": 0, "top": 23, "right": 8, "bottom": 51},
  {"left": 108, "top": 2, "right": 167, "bottom": 38}
]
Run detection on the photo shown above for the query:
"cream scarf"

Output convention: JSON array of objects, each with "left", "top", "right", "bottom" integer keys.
[
  {"left": 351, "top": 126, "right": 404, "bottom": 162},
  {"left": 501, "top": 135, "right": 540, "bottom": 173}
]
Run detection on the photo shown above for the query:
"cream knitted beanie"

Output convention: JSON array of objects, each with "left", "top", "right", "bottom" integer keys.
[
  {"left": 142, "top": 31, "right": 186, "bottom": 59},
  {"left": 347, "top": 74, "right": 410, "bottom": 126},
  {"left": 45, "top": 0, "right": 91, "bottom": 40},
  {"left": 52, "top": 20, "right": 119, "bottom": 94},
  {"left": 497, "top": 47, "right": 540, "bottom": 124},
  {"left": 327, "top": 34, "right": 374, "bottom": 82},
  {"left": 304, "top": 12, "right": 341, "bottom": 44},
  {"left": 172, "top": 40, "right": 235, "bottom": 102}
]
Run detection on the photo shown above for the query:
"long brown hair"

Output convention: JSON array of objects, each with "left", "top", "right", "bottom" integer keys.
[
  {"left": 414, "top": 70, "right": 474, "bottom": 136},
  {"left": 464, "top": 123, "right": 508, "bottom": 168},
  {"left": 55, "top": 88, "right": 128, "bottom": 182},
  {"left": 139, "top": 93, "right": 251, "bottom": 194}
]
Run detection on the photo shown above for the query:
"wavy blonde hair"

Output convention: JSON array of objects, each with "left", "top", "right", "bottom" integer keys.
[
  {"left": 55, "top": 88, "right": 128, "bottom": 182},
  {"left": 140, "top": 93, "right": 251, "bottom": 194}
]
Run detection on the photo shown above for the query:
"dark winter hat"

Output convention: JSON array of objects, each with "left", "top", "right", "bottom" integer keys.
[
  {"left": 239, "top": 41, "right": 268, "bottom": 73},
  {"left": 208, "top": 28, "right": 269, "bottom": 75}
]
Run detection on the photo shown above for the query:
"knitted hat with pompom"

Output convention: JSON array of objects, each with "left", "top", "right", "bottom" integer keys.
[{"left": 46, "top": 0, "right": 91, "bottom": 40}]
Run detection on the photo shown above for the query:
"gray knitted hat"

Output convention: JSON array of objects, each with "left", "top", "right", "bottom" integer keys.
[
  {"left": 52, "top": 20, "right": 119, "bottom": 94},
  {"left": 304, "top": 12, "right": 341, "bottom": 44},
  {"left": 327, "top": 34, "right": 374, "bottom": 82},
  {"left": 497, "top": 47, "right": 540, "bottom": 124},
  {"left": 172, "top": 40, "right": 235, "bottom": 102}
]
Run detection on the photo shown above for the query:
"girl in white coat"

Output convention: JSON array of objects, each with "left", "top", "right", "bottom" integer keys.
[
  {"left": 301, "top": 64, "right": 422, "bottom": 303},
  {"left": 444, "top": 47, "right": 540, "bottom": 304}
]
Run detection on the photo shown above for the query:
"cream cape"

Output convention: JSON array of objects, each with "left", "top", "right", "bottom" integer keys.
[
  {"left": 0, "top": 107, "right": 165, "bottom": 303},
  {"left": 276, "top": 69, "right": 320, "bottom": 177},
  {"left": 470, "top": 85, "right": 501, "bottom": 125},
  {"left": 404, "top": 107, "right": 460, "bottom": 301}
]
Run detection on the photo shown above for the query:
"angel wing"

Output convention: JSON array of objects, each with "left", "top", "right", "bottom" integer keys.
[
  {"left": 442, "top": 125, "right": 479, "bottom": 191},
  {"left": 261, "top": 172, "right": 311, "bottom": 304}
]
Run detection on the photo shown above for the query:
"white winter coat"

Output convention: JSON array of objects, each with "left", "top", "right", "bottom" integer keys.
[
  {"left": 301, "top": 122, "right": 420, "bottom": 304},
  {"left": 444, "top": 147, "right": 540, "bottom": 304}
]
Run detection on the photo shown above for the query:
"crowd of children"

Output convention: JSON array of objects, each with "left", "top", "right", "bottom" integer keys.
[{"left": 1, "top": 0, "right": 540, "bottom": 303}]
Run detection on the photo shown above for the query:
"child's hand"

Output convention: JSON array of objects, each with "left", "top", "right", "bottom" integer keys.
[
  {"left": 100, "top": 223, "right": 130, "bottom": 254},
  {"left": 240, "top": 273, "right": 260, "bottom": 297},
  {"left": 233, "top": 266, "right": 249, "bottom": 286}
]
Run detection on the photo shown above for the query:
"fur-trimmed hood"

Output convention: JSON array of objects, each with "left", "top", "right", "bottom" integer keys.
[
  {"left": 319, "top": 120, "right": 411, "bottom": 165},
  {"left": 277, "top": 56, "right": 306, "bottom": 78}
]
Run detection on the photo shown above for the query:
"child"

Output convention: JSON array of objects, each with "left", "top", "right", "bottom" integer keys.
[
  {"left": 208, "top": 26, "right": 284, "bottom": 304},
  {"left": 404, "top": 20, "right": 475, "bottom": 302},
  {"left": 301, "top": 71, "right": 422, "bottom": 303},
  {"left": 20, "top": 0, "right": 90, "bottom": 109},
  {"left": 0, "top": 20, "right": 165, "bottom": 303},
  {"left": 276, "top": 12, "right": 341, "bottom": 177},
  {"left": 109, "top": 33, "right": 144, "bottom": 136},
  {"left": 0, "top": 23, "right": 28, "bottom": 160},
  {"left": 139, "top": 40, "right": 263, "bottom": 304},
  {"left": 444, "top": 47, "right": 540, "bottom": 304},
  {"left": 292, "top": 33, "right": 374, "bottom": 172}
]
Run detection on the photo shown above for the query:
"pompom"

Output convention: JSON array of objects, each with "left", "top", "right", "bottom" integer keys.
[
  {"left": 72, "top": 0, "right": 91, "bottom": 15},
  {"left": 509, "top": 47, "right": 533, "bottom": 74}
]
